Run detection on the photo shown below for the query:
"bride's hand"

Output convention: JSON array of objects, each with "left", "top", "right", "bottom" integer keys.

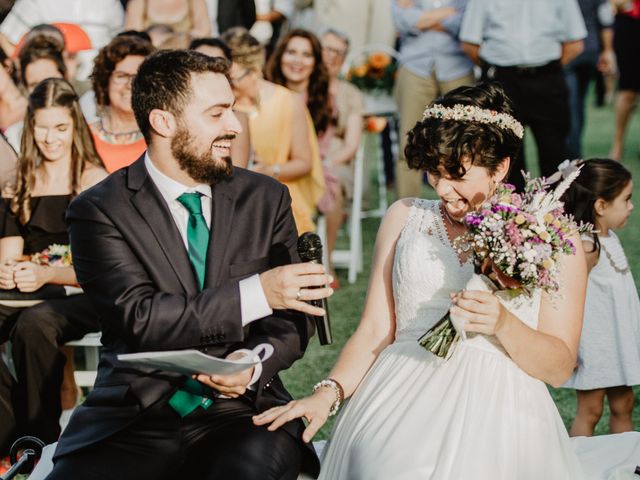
[
  {"left": 252, "top": 387, "right": 336, "bottom": 443},
  {"left": 449, "top": 290, "right": 510, "bottom": 336}
]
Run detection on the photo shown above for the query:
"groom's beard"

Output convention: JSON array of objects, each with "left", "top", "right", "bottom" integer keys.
[{"left": 171, "top": 127, "right": 234, "bottom": 185}]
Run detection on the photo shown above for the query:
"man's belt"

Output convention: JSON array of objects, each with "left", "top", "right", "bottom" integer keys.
[{"left": 491, "top": 60, "right": 562, "bottom": 76}]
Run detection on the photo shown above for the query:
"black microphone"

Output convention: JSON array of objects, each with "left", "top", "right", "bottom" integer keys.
[{"left": 297, "top": 232, "right": 333, "bottom": 345}]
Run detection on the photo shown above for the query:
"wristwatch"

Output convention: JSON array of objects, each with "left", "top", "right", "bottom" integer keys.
[{"left": 272, "top": 165, "right": 281, "bottom": 179}]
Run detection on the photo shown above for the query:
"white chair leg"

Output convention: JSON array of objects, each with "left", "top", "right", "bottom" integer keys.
[
  {"left": 315, "top": 215, "right": 329, "bottom": 269},
  {"left": 348, "top": 142, "right": 365, "bottom": 283}
]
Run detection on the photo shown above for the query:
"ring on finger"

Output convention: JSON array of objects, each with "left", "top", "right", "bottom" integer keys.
[{"left": 296, "top": 288, "right": 302, "bottom": 301}]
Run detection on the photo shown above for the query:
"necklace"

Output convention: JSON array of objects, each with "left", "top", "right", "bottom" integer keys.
[
  {"left": 439, "top": 203, "right": 472, "bottom": 261},
  {"left": 95, "top": 113, "right": 143, "bottom": 144},
  {"left": 600, "top": 242, "right": 630, "bottom": 274}
]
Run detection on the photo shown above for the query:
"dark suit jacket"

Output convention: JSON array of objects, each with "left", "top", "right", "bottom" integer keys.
[
  {"left": 54, "top": 156, "right": 319, "bottom": 475},
  {"left": 217, "top": 0, "right": 256, "bottom": 34}
]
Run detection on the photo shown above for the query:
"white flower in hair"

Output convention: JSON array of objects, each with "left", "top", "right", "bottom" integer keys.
[{"left": 422, "top": 104, "right": 525, "bottom": 139}]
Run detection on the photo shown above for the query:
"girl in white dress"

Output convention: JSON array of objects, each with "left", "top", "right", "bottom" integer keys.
[
  {"left": 561, "top": 158, "right": 640, "bottom": 436},
  {"left": 254, "top": 83, "right": 588, "bottom": 479}
]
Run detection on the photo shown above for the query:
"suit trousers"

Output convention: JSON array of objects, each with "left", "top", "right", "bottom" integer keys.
[
  {"left": 47, "top": 395, "right": 304, "bottom": 480},
  {"left": 394, "top": 67, "right": 476, "bottom": 199},
  {"left": 490, "top": 62, "right": 570, "bottom": 191},
  {"left": 0, "top": 295, "right": 100, "bottom": 454}
]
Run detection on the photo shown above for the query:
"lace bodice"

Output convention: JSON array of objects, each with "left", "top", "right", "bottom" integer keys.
[
  {"left": 393, "top": 199, "right": 475, "bottom": 342},
  {"left": 392, "top": 199, "right": 541, "bottom": 347}
]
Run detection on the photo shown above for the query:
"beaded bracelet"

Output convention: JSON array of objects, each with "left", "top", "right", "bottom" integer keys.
[{"left": 312, "top": 378, "right": 344, "bottom": 416}]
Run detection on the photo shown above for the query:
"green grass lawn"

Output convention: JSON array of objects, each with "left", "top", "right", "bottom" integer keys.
[{"left": 281, "top": 91, "right": 640, "bottom": 440}]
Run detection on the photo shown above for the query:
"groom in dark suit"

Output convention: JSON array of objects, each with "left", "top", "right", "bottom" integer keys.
[{"left": 47, "top": 50, "right": 332, "bottom": 479}]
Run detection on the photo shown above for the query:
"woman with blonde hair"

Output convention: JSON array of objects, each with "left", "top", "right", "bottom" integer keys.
[
  {"left": 222, "top": 27, "right": 324, "bottom": 234},
  {"left": 0, "top": 78, "right": 107, "bottom": 455}
]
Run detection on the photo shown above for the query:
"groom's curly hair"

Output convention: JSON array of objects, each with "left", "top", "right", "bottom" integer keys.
[{"left": 405, "top": 82, "right": 522, "bottom": 179}]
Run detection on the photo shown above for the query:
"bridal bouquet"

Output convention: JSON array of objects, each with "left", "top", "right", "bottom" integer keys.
[
  {"left": 31, "top": 244, "right": 73, "bottom": 267},
  {"left": 418, "top": 170, "right": 590, "bottom": 359}
]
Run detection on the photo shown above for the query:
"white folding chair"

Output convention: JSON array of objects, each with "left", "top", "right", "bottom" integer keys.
[
  {"left": 342, "top": 43, "right": 400, "bottom": 220},
  {"left": 316, "top": 141, "right": 365, "bottom": 284},
  {"left": 65, "top": 332, "right": 101, "bottom": 388}
]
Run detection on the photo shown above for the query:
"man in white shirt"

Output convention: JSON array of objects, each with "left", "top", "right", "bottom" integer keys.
[{"left": 48, "top": 49, "right": 329, "bottom": 479}]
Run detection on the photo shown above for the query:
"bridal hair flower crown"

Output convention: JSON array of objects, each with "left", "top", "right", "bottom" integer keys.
[{"left": 422, "top": 104, "right": 525, "bottom": 139}]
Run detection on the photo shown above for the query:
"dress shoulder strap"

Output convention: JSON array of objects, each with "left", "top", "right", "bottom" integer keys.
[{"left": 405, "top": 198, "right": 440, "bottom": 234}]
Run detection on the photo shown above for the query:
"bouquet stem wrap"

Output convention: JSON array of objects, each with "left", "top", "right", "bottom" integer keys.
[{"left": 418, "top": 273, "right": 497, "bottom": 359}]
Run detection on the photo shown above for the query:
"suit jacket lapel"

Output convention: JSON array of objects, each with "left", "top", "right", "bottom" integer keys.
[
  {"left": 204, "top": 177, "right": 235, "bottom": 288},
  {"left": 128, "top": 158, "right": 199, "bottom": 294}
]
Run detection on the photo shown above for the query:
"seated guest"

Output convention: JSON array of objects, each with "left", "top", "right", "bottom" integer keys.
[
  {"left": 5, "top": 36, "right": 67, "bottom": 151},
  {"left": 0, "top": 51, "right": 27, "bottom": 131},
  {"left": 0, "top": 78, "right": 107, "bottom": 455},
  {"left": 89, "top": 34, "right": 155, "bottom": 173},
  {"left": 125, "top": 0, "right": 213, "bottom": 38},
  {"left": 222, "top": 27, "right": 324, "bottom": 234},
  {"left": 320, "top": 28, "right": 364, "bottom": 285},
  {"left": 0, "top": 133, "right": 18, "bottom": 193},
  {"left": 157, "top": 31, "right": 193, "bottom": 50},
  {"left": 79, "top": 31, "right": 152, "bottom": 125},
  {"left": 145, "top": 23, "right": 176, "bottom": 47},
  {"left": 12, "top": 22, "right": 94, "bottom": 87},
  {"left": 267, "top": 28, "right": 363, "bottom": 284},
  {"left": 189, "top": 36, "right": 251, "bottom": 168}
]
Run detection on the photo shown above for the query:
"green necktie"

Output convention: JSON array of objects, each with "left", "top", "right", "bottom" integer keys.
[
  {"left": 168, "top": 377, "right": 213, "bottom": 418},
  {"left": 177, "top": 192, "right": 210, "bottom": 290},
  {"left": 169, "top": 192, "right": 212, "bottom": 417}
]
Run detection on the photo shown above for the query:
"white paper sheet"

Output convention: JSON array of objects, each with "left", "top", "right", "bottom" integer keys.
[{"left": 117, "top": 344, "right": 274, "bottom": 376}]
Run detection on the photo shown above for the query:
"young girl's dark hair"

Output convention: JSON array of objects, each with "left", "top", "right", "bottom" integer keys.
[
  {"left": 405, "top": 82, "right": 522, "bottom": 179},
  {"left": 561, "top": 158, "right": 632, "bottom": 254}
]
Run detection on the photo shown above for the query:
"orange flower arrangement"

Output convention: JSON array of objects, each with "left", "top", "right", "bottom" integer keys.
[
  {"left": 347, "top": 51, "right": 396, "bottom": 94},
  {"left": 368, "top": 52, "right": 391, "bottom": 71}
]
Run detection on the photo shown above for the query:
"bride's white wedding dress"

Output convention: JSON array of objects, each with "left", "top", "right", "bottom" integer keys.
[{"left": 318, "top": 199, "right": 585, "bottom": 479}]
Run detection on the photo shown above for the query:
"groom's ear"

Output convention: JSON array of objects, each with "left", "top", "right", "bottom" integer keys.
[
  {"left": 148, "top": 109, "right": 178, "bottom": 139},
  {"left": 495, "top": 156, "right": 511, "bottom": 183}
]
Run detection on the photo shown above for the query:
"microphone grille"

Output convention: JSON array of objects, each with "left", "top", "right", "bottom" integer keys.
[{"left": 297, "top": 232, "right": 323, "bottom": 262}]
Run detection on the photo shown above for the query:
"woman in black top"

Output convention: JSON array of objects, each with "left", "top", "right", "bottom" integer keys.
[{"left": 0, "top": 78, "right": 107, "bottom": 455}]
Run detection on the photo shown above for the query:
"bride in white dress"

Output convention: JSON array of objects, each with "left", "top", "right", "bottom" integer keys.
[{"left": 254, "top": 83, "right": 588, "bottom": 479}]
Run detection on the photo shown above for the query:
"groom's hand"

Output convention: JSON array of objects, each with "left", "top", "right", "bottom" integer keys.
[
  {"left": 194, "top": 352, "right": 255, "bottom": 398},
  {"left": 260, "top": 263, "right": 334, "bottom": 316}
]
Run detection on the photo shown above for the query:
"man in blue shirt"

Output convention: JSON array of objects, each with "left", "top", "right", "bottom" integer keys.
[
  {"left": 392, "top": 0, "right": 475, "bottom": 199},
  {"left": 460, "top": 0, "right": 586, "bottom": 189}
]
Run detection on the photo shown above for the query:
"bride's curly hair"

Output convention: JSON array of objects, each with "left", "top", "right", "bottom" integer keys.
[{"left": 405, "top": 82, "right": 522, "bottom": 179}]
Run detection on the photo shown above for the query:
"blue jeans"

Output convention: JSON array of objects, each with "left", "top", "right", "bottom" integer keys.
[{"left": 564, "top": 51, "right": 599, "bottom": 159}]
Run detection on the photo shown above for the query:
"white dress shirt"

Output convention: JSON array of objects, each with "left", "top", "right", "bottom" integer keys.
[{"left": 145, "top": 153, "right": 272, "bottom": 385}]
